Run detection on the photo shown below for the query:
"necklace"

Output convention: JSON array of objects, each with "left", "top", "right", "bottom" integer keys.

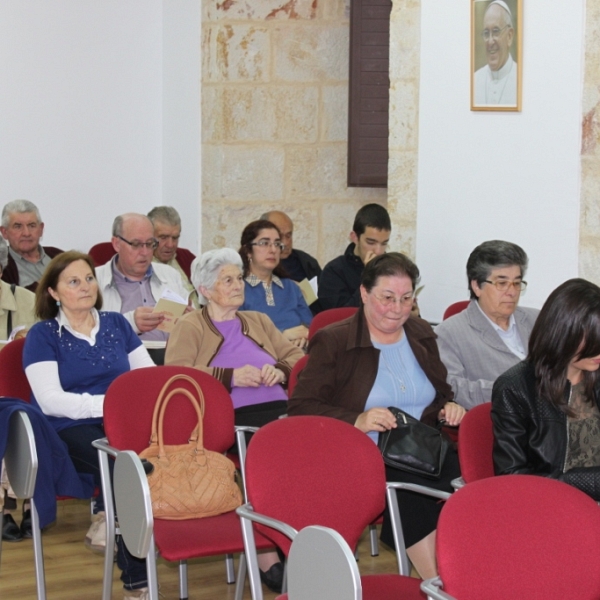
[{"left": 379, "top": 345, "right": 407, "bottom": 394}]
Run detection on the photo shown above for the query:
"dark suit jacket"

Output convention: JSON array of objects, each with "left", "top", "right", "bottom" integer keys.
[{"left": 2, "top": 246, "right": 63, "bottom": 292}]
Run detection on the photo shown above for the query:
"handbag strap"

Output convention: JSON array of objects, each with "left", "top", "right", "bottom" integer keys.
[
  {"left": 148, "top": 374, "right": 206, "bottom": 448},
  {"left": 156, "top": 386, "right": 205, "bottom": 457}
]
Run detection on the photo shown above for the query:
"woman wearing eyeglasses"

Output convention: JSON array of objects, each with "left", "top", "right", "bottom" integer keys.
[
  {"left": 435, "top": 240, "right": 539, "bottom": 410},
  {"left": 238, "top": 219, "right": 313, "bottom": 348},
  {"left": 288, "top": 253, "right": 465, "bottom": 580}
]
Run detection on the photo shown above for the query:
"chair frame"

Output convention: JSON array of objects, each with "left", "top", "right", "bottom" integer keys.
[
  {"left": 282, "top": 525, "right": 362, "bottom": 600},
  {"left": 238, "top": 479, "right": 450, "bottom": 600},
  {"left": 1, "top": 411, "right": 46, "bottom": 600},
  {"left": 93, "top": 423, "right": 259, "bottom": 600}
]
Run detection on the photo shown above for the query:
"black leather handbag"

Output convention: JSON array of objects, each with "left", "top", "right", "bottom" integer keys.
[{"left": 377, "top": 406, "right": 448, "bottom": 479}]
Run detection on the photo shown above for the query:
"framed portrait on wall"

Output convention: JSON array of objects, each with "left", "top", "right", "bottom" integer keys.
[{"left": 471, "top": 0, "right": 522, "bottom": 111}]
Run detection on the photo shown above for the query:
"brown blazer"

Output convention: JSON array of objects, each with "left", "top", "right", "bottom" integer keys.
[{"left": 288, "top": 308, "right": 453, "bottom": 427}]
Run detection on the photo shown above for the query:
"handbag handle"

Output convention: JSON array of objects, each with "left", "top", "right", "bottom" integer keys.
[{"left": 148, "top": 374, "right": 206, "bottom": 455}]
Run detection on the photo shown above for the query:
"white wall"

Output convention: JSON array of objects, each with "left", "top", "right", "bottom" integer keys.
[
  {"left": 416, "top": 1, "right": 584, "bottom": 322},
  {"left": 162, "top": 0, "right": 201, "bottom": 252},
  {"left": 0, "top": 0, "right": 200, "bottom": 253}
]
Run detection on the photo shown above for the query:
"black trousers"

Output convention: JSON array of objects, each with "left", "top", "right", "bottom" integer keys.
[{"left": 380, "top": 446, "right": 460, "bottom": 549}]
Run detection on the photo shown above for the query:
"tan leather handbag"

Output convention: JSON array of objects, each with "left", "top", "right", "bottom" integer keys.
[{"left": 139, "top": 374, "right": 242, "bottom": 520}]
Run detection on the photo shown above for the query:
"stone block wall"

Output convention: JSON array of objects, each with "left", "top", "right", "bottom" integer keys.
[
  {"left": 579, "top": 0, "right": 600, "bottom": 284},
  {"left": 202, "top": 0, "right": 386, "bottom": 265}
]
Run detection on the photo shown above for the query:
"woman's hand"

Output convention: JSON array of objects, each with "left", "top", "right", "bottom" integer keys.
[
  {"left": 438, "top": 402, "right": 466, "bottom": 426},
  {"left": 232, "top": 365, "right": 262, "bottom": 388},
  {"left": 283, "top": 325, "right": 309, "bottom": 348},
  {"left": 260, "top": 364, "right": 285, "bottom": 387},
  {"left": 354, "top": 407, "right": 397, "bottom": 434}
]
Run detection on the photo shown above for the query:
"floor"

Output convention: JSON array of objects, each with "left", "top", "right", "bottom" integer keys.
[{"left": 0, "top": 499, "right": 414, "bottom": 599}]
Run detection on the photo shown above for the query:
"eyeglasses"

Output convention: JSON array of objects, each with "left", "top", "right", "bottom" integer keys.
[
  {"left": 484, "top": 279, "right": 528, "bottom": 293},
  {"left": 117, "top": 235, "right": 158, "bottom": 250},
  {"left": 481, "top": 25, "right": 509, "bottom": 41},
  {"left": 372, "top": 293, "right": 415, "bottom": 307},
  {"left": 250, "top": 240, "right": 286, "bottom": 251}
]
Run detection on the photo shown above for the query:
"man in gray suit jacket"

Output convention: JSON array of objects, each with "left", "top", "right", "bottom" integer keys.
[{"left": 435, "top": 240, "right": 539, "bottom": 410}]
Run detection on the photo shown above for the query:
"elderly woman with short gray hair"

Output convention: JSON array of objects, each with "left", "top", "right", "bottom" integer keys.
[
  {"left": 435, "top": 240, "right": 539, "bottom": 410},
  {"left": 165, "top": 247, "right": 303, "bottom": 592},
  {"left": 165, "top": 247, "right": 303, "bottom": 424}
]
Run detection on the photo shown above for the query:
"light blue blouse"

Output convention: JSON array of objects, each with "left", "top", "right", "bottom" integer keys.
[{"left": 365, "top": 331, "right": 436, "bottom": 442}]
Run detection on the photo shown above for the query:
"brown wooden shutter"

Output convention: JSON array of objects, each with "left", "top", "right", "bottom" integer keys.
[{"left": 347, "top": 0, "right": 391, "bottom": 188}]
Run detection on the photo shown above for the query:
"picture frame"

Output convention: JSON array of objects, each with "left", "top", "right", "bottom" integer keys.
[{"left": 471, "top": 0, "right": 522, "bottom": 111}]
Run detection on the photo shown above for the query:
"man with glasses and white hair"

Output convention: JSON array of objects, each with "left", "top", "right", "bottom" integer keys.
[
  {"left": 474, "top": 0, "right": 517, "bottom": 105},
  {"left": 435, "top": 240, "right": 539, "bottom": 409},
  {"left": 95, "top": 213, "right": 190, "bottom": 341},
  {"left": 0, "top": 199, "right": 63, "bottom": 292}
]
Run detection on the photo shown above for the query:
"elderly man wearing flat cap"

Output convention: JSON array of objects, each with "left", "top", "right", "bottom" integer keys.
[{"left": 474, "top": 0, "right": 517, "bottom": 106}]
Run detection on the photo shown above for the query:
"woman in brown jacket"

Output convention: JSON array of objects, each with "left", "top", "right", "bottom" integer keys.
[{"left": 289, "top": 252, "right": 465, "bottom": 580}]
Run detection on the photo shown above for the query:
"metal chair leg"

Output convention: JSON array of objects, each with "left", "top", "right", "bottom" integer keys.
[
  {"left": 178, "top": 560, "right": 188, "bottom": 600},
  {"left": 30, "top": 500, "right": 47, "bottom": 600},
  {"left": 234, "top": 553, "right": 247, "bottom": 600},
  {"left": 226, "top": 553, "right": 236, "bottom": 584},
  {"left": 369, "top": 524, "right": 379, "bottom": 556}
]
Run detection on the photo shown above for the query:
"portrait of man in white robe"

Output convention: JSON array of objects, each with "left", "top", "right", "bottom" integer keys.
[{"left": 472, "top": 0, "right": 520, "bottom": 110}]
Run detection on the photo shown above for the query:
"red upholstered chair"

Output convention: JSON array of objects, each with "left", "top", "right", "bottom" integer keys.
[
  {"left": 0, "top": 338, "right": 30, "bottom": 401},
  {"left": 454, "top": 402, "right": 494, "bottom": 489},
  {"left": 421, "top": 475, "right": 600, "bottom": 600},
  {"left": 442, "top": 301, "right": 469, "bottom": 321},
  {"left": 287, "top": 354, "right": 384, "bottom": 558},
  {"left": 286, "top": 354, "right": 309, "bottom": 399},
  {"left": 238, "top": 415, "right": 431, "bottom": 600},
  {"left": 308, "top": 307, "right": 358, "bottom": 340},
  {"left": 88, "top": 242, "right": 116, "bottom": 267},
  {"left": 93, "top": 366, "right": 271, "bottom": 600}
]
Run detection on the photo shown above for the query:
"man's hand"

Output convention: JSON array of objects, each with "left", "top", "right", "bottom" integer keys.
[
  {"left": 134, "top": 307, "right": 165, "bottom": 333},
  {"left": 363, "top": 250, "right": 379, "bottom": 265}
]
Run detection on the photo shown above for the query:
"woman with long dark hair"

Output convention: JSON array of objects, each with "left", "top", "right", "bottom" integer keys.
[{"left": 493, "top": 278, "right": 600, "bottom": 500}]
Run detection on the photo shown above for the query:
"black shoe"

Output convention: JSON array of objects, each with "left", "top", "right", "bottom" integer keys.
[
  {"left": 2, "top": 514, "right": 23, "bottom": 542},
  {"left": 259, "top": 562, "right": 284, "bottom": 594},
  {"left": 20, "top": 509, "right": 32, "bottom": 539}
]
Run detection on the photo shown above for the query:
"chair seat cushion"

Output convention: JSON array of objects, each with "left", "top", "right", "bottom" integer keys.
[
  {"left": 154, "top": 511, "right": 271, "bottom": 562},
  {"left": 361, "top": 574, "right": 425, "bottom": 599}
]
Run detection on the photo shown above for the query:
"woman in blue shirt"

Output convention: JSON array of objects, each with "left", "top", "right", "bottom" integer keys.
[
  {"left": 239, "top": 219, "right": 312, "bottom": 349},
  {"left": 23, "top": 251, "right": 155, "bottom": 600}
]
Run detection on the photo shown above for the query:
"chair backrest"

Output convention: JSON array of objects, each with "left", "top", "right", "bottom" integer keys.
[
  {"left": 442, "top": 300, "right": 469, "bottom": 321},
  {"left": 436, "top": 475, "right": 600, "bottom": 600},
  {"left": 102, "top": 366, "right": 235, "bottom": 454},
  {"left": 286, "top": 525, "right": 361, "bottom": 600},
  {"left": 244, "top": 415, "right": 386, "bottom": 555},
  {"left": 287, "top": 354, "right": 309, "bottom": 398},
  {"left": 0, "top": 338, "right": 31, "bottom": 402},
  {"left": 88, "top": 242, "right": 116, "bottom": 267},
  {"left": 308, "top": 308, "right": 358, "bottom": 340},
  {"left": 4, "top": 410, "right": 38, "bottom": 499},
  {"left": 457, "top": 403, "right": 494, "bottom": 483}
]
